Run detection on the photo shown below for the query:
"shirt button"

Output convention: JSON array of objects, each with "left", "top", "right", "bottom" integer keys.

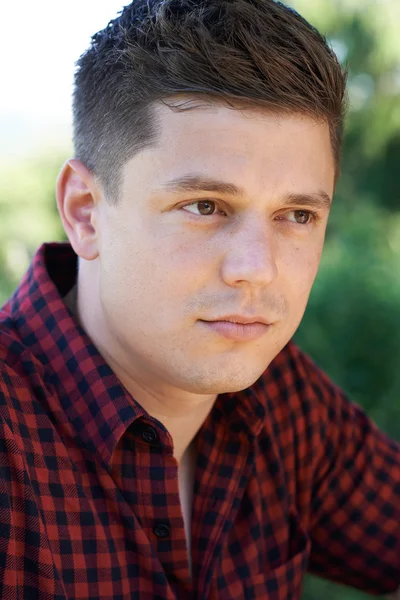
[
  {"left": 141, "top": 426, "right": 159, "bottom": 444},
  {"left": 153, "top": 523, "right": 170, "bottom": 538}
]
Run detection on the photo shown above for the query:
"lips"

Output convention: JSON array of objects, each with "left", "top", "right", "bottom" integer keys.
[
  {"left": 209, "top": 314, "right": 270, "bottom": 326},
  {"left": 199, "top": 317, "right": 271, "bottom": 341}
]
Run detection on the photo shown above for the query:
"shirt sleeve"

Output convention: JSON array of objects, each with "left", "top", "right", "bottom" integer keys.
[
  {"left": 0, "top": 413, "right": 65, "bottom": 599},
  {"left": 0, "top": 442, "right": 15, "bottom": 596},
  {"left": 298, "top": 350, "right": 400, "bottom": 596}
]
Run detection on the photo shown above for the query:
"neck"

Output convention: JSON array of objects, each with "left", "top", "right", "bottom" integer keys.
[
  {"left": 104, "top": 360, "right": 215, "bottom": 463},
  {"left": 63, "top": 283, "right": 216, "bottom": 464}
]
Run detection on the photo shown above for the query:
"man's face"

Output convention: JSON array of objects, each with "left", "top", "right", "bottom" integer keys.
[{"left": 95, "top": 103, "right": 335, "bottom": 394}]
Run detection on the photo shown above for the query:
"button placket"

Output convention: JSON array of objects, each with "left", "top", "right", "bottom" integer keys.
[
  {"left": 132, "top": 420, "right": 190, "bottom": 584},
  {"left": 153, "top": 522, "right": 171, "bottom": 538},
  {"left": 141, "top": 425, "right": 159, "bottom": 444}
]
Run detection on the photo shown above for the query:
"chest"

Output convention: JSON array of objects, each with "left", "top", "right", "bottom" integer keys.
[
  {"left": 23, "top": 428, "right": 308, "bottom": 599},
  {"left": 178, "top": 444, "right": 197, "bottom": 575}
]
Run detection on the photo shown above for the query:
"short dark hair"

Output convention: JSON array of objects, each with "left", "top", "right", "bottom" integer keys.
[{"left": 73, "top": 0, "right": 348, "bottom": 201}]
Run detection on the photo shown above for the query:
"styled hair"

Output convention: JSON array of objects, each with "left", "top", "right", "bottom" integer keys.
[{"left": 73, "top": 0, "right": 348, "bottom": 201}]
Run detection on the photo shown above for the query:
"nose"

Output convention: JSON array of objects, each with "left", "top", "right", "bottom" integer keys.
[{"left": 220, "top": 218, "right": 278, "bottom": 289}]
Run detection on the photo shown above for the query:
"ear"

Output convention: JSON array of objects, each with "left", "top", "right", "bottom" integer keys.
[{"left": 56, "top": 159, "right": 102, "bottom": 260}]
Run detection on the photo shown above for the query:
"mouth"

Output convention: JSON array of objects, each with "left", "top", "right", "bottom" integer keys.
[
  {"left": 199, "top": 316, "right": 271, "bottom": 342},
  {"left": 208, "top": 314, "right": 271, "bottom": 326}
]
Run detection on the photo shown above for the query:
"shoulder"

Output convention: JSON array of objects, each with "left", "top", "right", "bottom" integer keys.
[
  {"left": 255, "top": 341, "right": 381, "bottom": 444},
  {"left": 256, "top": 340, "right": 347, "bottom": 411},
  {"left": 258, "top": 341, "right": 400, "bottom": 458}
]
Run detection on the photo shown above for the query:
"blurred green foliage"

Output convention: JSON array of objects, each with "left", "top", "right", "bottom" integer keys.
[
  {"left": 291, "top": 1, "right": 400, "bottom": 598},
  {"left": 0, "top": 153, "right": 67, "bottom": 304},
  {"left": 0, "top": 1, "right": 399, "bottom": 598}
]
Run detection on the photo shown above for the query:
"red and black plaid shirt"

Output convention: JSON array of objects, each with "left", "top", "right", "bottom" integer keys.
[{"left": 0, "top": 242, "right": 399, "bottom": 600}]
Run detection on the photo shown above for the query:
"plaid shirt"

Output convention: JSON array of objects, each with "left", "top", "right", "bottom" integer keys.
[{"left": 0, "top": 242, "right": 399, "bottom": 600}]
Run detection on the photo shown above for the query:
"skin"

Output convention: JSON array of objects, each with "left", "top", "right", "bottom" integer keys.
[{"left": 57, "top": 101, "right": 335, "bottom": 465}]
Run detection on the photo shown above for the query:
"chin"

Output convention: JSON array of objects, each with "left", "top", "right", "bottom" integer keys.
[{"left": 180, "top": 364, "right": 267, "bottom": 395}]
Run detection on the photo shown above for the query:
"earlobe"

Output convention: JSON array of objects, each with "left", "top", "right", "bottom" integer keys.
[{"left": 56, "top": 159, "right": 101, "bottom": 260}]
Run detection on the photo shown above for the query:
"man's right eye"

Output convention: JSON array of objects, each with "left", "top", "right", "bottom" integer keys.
[{"left": 181, "top": 200, "right": 222, "bottom": 216}]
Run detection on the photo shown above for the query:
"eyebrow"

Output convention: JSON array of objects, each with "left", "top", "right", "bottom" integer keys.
[{"left": 161, "top": 174, "right": 332, "bottom": 210}]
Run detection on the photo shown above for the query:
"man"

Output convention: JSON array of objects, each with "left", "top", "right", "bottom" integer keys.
[{"left": 0, "top": 0, "right": 399, "bottom": 598}]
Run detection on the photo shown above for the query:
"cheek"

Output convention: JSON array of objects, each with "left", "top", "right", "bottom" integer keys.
[
  {"left": 151, "top": 228, "right": 220, "bottom": 286},
  {"left": 280, "top": 244, "right": 323, "bottom": 304},
  {"left": 99, "top": 226, "right": 210, "bottom": 322}
]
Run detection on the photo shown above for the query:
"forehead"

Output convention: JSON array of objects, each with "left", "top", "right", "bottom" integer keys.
[{"left": 124, "top": 102, "right": 335, "bottom": 199}]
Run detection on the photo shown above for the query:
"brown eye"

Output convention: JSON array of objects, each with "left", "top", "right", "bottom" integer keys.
[
  {"left": 183, "top": 200, "right": 218, "bottom": 216},
  {"left": 293, "top": 210, "right": 311, "bottom": 224},
  {"left": 197, "top": 201, "right": 216, "bottom": 215}
]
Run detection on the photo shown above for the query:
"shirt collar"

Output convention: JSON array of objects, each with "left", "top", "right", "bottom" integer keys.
[{"left": 7, "top": 242, "right": 266, "bottom": 462}]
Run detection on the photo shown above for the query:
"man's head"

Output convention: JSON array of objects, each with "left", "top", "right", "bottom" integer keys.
[
  {"left": 57, "top": 0, "right": 347, "bottom": 397},
  {"left": 72, "top": 0, "right": 347, "bottom": 201}
]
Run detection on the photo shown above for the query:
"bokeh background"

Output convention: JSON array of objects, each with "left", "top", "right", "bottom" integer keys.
[{"left": 0, "top": 1, "right": 399, "bottom": 598}]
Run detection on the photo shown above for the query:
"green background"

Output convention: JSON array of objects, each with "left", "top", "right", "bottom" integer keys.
[{"left": 0, "top": 1, "right": 399, "bottom": 598}]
